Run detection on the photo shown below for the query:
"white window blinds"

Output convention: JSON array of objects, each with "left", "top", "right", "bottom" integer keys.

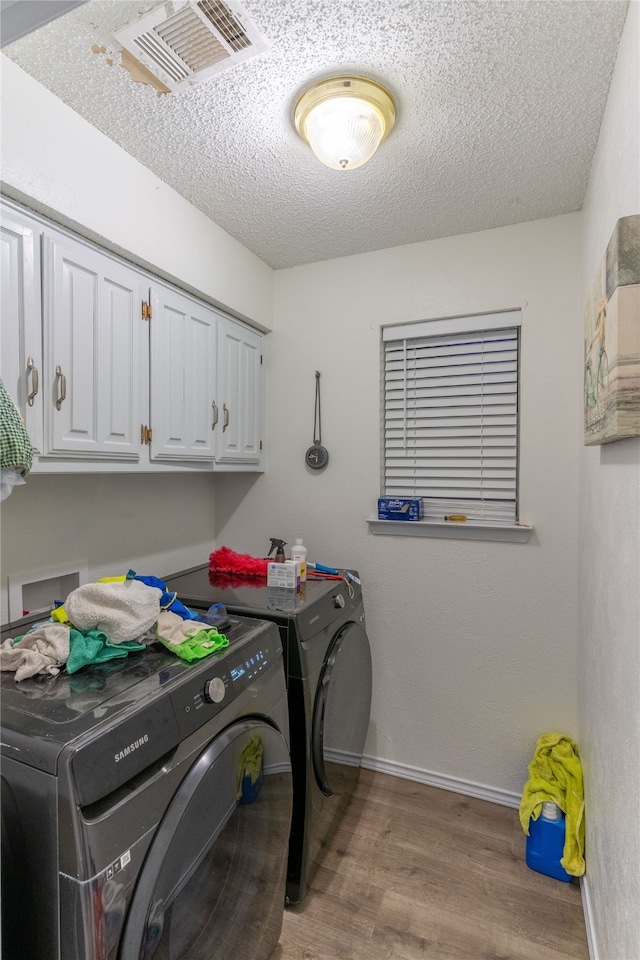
[{"left": 383, "top": 312, "right": 521, "bottom": 523}]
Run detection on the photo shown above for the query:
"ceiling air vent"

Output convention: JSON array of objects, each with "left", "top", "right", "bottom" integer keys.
[{"left": 114, "top": 0, "right": 267, "bottom": 90}]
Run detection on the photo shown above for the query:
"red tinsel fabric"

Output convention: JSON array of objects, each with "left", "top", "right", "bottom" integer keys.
[{"left": 208, "top": 546, "right": 268, "bottom": 580}]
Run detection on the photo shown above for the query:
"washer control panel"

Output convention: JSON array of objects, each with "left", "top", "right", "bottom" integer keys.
[
  {"left": 170, "top": 625, "right": 280, "bottom": 739},
  {"left": 203, "top": 676, "right": 226, "bottom": 703}
]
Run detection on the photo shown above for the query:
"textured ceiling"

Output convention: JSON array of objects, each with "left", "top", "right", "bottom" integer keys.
[{"left": 3, "top": 0, "right": 629, "bottom": 269}]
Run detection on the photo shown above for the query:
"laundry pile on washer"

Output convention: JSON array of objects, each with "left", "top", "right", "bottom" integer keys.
[{"left": 0, "top": 571, "right": 229, "bottom": 681}]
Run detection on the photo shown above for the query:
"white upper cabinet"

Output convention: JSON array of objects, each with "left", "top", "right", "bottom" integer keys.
[
  {"left": 42, "top": 230, "right": 144, "bottom": 459},
  {"left": 0, "top": 198, "right": 265, "bottom": 473},
  {"left": 149, "top": 284, "right": 217, "bottom": 461},
  {"left": 215, "top": 316, "right": 263, "bottom": 467},
  {"left": 0, "top": 208, "right": 43, "bottom": 453}
]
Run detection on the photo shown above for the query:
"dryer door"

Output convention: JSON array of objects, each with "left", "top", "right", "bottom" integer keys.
[
  {"left": 118, "top": 718, "right": 292, "bottom": 960},
  {"left": 312, "top": 621, "right": 372, "bottom": 798}
]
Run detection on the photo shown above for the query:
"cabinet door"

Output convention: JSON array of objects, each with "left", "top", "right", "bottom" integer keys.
[
  {"left": 215, "top": 317, "right": 263, "bottom": 467},
  {"left": 43, "top": 232, "right": 143, "bottom": 459},
  {"left": 0, "top": 208, "right": 43, "bottom": 453},
  {"left": 149, "top": 285, "right": 217, "bottom": 461}
]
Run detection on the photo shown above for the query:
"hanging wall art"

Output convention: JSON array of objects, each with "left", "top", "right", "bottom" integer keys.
[{"left": 584, "top": 214, "right": 640, "bottom": 445}]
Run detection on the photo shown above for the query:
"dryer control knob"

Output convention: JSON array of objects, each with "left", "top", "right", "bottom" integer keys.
[
  {"left": 204, "top": 677, "right": 226, "bottom": 704},
  {"left": 333, "top": 593, "right": 345, "bottom": 609}
]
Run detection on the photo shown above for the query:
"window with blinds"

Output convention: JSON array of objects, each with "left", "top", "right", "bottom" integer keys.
[{"left": 382, "top": 311, "right": 521, "bottom": 523}]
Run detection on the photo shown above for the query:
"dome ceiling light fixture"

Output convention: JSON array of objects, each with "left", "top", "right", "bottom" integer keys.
[{"left": 294, "top": 76, "right": 396, "bottom": 171}]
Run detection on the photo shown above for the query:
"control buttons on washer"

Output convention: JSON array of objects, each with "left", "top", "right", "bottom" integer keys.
[
  {"left": 333, "top": 593, "right": 345, "bottom": 609},
  {"left": 203, "top": 677, "right": 226, "bottom": 704}
]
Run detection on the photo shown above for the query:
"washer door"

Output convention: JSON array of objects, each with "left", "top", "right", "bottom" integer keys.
[
  {"left": 118, "top": 718, "right": 292, "bottom": 960},
  {"left": 312, "top": 621, "right": 372, "bottom": 798}
]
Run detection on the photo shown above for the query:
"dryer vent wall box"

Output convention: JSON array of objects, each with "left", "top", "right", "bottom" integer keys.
[{"left": 8, "top": 562, "right": 88, "bottom": 620}]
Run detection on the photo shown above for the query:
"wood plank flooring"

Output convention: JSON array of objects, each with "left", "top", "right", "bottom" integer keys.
[{"left": 272, "top": 769, "right": 588, "bottom": 960}]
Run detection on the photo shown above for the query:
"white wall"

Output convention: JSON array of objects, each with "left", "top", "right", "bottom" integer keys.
[
  {"left": 215, "top": 212, "right": 583, "bottom": 799},
  {"left": 0, "top": 56, "right": 273, "bottom": 330},
  {"left": 579, "top": 2, "right": 640, "bottom": 958},
  {"left": 1, "top": 474, "right": 216, "bottom": 623}
]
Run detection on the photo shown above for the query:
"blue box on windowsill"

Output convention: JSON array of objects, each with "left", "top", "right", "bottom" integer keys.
[{"left": 378, "top": 498, "right": 422, "bottom": 521}]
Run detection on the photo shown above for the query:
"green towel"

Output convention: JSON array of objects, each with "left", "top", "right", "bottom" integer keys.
[
  {"left": 67, "top": 628, "right": 146, "bottom": 674},
  {"left": 0, "top": 378, "right": 33, "bottom": 476},
  {"left": 158, "top": 628, "right": 228, "bottom": 662},
  {"left": 519, "top": 732, "right": 585, "bottom": 877}
]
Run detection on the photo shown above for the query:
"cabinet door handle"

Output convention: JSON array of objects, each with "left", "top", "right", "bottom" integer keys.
[
  {"left": 223, "top": 403, "right": 230, "bottom": 432},
  {"left": 55, "top": 365, "right": 66, "bottom": 410},
  {"left": 26, "top": 356, "right": 39, "bottom": 406},
  {"left": 211, "top": 400, "right": 219, "bottom": 430}
]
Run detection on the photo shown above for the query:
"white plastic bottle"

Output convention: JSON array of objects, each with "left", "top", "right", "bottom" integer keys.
[{"left": 290, "top": 538, "right": 307, "bottom": 582}]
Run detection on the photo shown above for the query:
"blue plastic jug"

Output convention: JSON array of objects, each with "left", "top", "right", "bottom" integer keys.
[{"left": 525, "top": 802, "right": 573, "bottom": 883}]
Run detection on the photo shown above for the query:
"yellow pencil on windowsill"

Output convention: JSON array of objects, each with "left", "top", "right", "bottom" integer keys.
[{"left": 444, "top": 515, "right": 467, "bottom": 522}]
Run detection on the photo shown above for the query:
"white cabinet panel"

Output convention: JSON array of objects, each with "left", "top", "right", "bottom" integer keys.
[
  {"left": 43, "top": 232, "right": 143, "bottom": 458},
  {"left": 149, "top": 285, "right": 217, "bottom": 461},
  {"left": 1, "top": 199, "right": 263, "bottom": 474},
  {"left": 216, "top": 317, "right": 263, "bottom": 466},
  {"left": 0, "top": 209, "right": 43, "bottom": 453},
  {"left": 98, "top": 272, "right": 147, "bottom": 454}
]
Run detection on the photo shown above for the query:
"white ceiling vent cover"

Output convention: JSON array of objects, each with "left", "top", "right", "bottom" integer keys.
[{"left": 114, "top": 0, "right": 268, "bottom": 90}]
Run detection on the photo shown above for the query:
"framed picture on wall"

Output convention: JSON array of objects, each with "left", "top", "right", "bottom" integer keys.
[{"left": 584, "top": 214, "right": 640, "bottom": 445}]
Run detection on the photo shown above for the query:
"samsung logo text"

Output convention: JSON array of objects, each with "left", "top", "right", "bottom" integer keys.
[{"left": 115, "top": 734, "right": 149, "bottom": 762}]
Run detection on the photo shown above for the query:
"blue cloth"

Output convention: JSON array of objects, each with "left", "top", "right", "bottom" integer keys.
[{"left": 127, "top": 571, "right": 199, "bottom": 620}]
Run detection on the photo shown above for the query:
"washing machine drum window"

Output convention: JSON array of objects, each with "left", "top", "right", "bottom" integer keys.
[
  {"left": 119, "top": 719, "right": 291, "bottom": 960},
  {"left": 312, "top": 621, "right": 373, "bottom": 798}
]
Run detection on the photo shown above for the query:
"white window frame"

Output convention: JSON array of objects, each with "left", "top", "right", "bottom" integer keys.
[{"left": 368, "top": 310, "right": 532, "bottom": 543}]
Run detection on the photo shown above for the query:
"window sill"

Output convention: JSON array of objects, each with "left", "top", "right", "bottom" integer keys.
[{"left": 367, "top": 518, "right": 533, "bottom": 543}]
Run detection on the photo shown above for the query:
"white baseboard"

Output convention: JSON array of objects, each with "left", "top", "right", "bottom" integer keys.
[
  {"left": 361, "top": 754, "right": 521, "bottom": 809},
  {"left": 580, "top": 875, "right": 598, "bottom": 960}
]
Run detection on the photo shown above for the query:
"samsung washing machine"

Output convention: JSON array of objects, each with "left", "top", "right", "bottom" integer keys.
[
  {"left": 163, "top": 565, "right": 373, "bottom": 905},
  {"left": 0, "top": 611, "right": 292, "bottom": 960}
]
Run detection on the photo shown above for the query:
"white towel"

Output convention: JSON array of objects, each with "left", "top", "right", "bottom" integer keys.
[
  {"left": 65, "top": 580, "right": 162, "bottom": 643},
  {"left": 0, "top": 624, "right": 70, "bottom": 681},
  {"left": 156, "top": 610, "right": 205, "bottom": 645}
]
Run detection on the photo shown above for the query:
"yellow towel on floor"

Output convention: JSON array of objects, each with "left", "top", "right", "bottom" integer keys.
[
  {"left": 237, "top": 734, "right": 263, "bottom": 799},
  {"left": 519, "top": 732, "right": 585, "bottom": 876}
]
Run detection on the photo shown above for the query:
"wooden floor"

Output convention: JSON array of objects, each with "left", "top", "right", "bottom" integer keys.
[{"left": 272, "top": 769, "right": 588, "bottom": 960}]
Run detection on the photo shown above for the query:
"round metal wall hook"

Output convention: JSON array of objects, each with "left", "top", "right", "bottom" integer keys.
[{"left": 305, "top": 370, "right": 329, "bottom": 469}]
